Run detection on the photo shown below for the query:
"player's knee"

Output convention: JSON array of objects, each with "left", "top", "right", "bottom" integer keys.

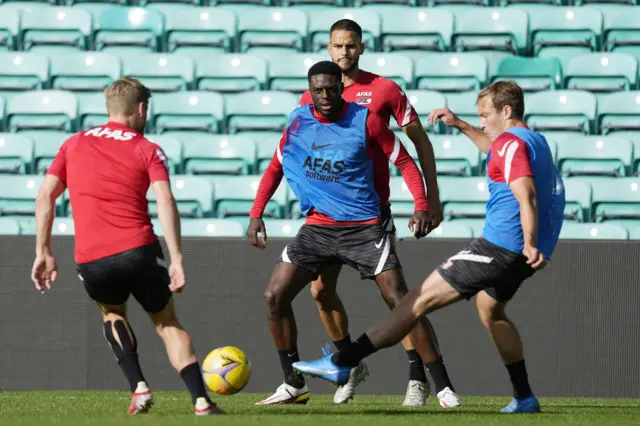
[
  {"left": 477, "top": 300, "right": 506, "bottom": 329},
  {"left": 310, "top": 281, "right": 335, "bottom": 305},
  {"left": 263, "top": 287, "right": 283, "bottom": 316},
  {"left": 104, "top": 319, "right": 137, "bottom": 360}
]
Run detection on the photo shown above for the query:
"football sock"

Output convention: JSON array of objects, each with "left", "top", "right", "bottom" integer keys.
[
  {"left": 331, "top": 333, "right": 377, "bottom": 368},
  {"left": 180, "top": 362, "right": 211, "bottom": 405},
  {"left": 425, "top": 356, "right": 455, "bottom": 393},
  {"left": 406, "top": 350, "right": 428, "bottom": 383},
  {"left": 278, "top": 348, "right": 305, "bottom": 388},
  {"left": 506, "top": 359, "right": 533, "bottom": 399},
  {"left": 104, "top": 320, "right": 146, "bottom": 393},
  {"left": 333, "top": 334, "right": 352, "bottom": 352}
]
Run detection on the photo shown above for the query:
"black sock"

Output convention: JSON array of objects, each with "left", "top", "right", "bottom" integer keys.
[
  {"left": 425, "top": 356, "right": 455, "bottom": 394},
  {"left": 333, "top": 334, "right": 352, "bottom": 352},
  {"left": 505, "top": 359, "right": 533, "bottom": 399},
  {"left": 278, "top": 348, "right": 305, "bottom": 388},
  {"left": 406, "top": 350, "right": 428, "bottom": 383},
  {"left": 180, "top": 362, "right": 211, "bottom": 405},
  {"left": 118, "top": 355, "right": 146, "bottom": 393},
  {"left": 331, "top": 333, "right": 377, "bottom": 368}
]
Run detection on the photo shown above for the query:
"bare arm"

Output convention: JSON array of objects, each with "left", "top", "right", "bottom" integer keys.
[
  {"left": 510, "top": 176, "right": 545, "bottom": 269},
  {"left": 152, "top": 181, "right": 182, "bottom": 263},
  {"left": 35, "top": 175, "right": 65, "bottom": 257},
  {"left": 428, "top": 108, "right": 493, "bottom": 154}
]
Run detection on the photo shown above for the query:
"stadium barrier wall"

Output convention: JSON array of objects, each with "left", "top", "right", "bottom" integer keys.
[{"left": 1, "top": 236, "right": 639, "bottom": 398}]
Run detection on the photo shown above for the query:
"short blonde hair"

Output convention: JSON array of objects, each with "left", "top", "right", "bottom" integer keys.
[
  {"left": 104, "top": 77, "right": 152, "bottom": 116},
  {"left": 477, "top": 81, "right": 524, "bottom": 120}
]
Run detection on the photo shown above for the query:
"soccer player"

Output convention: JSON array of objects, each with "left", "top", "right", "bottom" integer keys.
[
  {"left": 292, "top": 18, "right": 458, "bottom": 407},
  {"left": 293, "top": 81, "right": 566, "bottom": 414},
  {"left": 247, "top": 61, "right": 457, "bottom": 407},
  {"left": 30, "top": 78, "right": 222, "bottom": 416}
]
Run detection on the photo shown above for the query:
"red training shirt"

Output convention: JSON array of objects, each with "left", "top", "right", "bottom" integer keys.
[
  {"left": 487, "top": 127, "right": 534, "bottom": 185},
  {"left": 47, "top": 122, "right": 170, "bottom": 264},
  {"left": 249, "top": 103, "right": 428, "bottom": 226}
]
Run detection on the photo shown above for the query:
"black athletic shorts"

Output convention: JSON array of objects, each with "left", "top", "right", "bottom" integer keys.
[
  {"left": 380, "top": 205, "right": 396, "bottom": 235},
  {"left": 279, "top": 223, "right": 401, "bottom": 280},
  {"left": 437, "top": 238, "right": 536, "bottom": 302},
  {"left": 77, "top": 241, "right": 172, "bottom": 313}
]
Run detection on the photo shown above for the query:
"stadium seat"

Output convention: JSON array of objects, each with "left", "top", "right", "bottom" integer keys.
[
  {"left": 237, "top": 8, "right": 308, "bottom": 54},
  {"left": 180, "top": 219, "right": 245, "bottom": 237},
  {"left": 379, "top": 8, "right": 453, "bottom": 54},
  {"left": 50, "top": 52, "right": 121, "bottom": 94},
  {"left": 565, "top": 53, "right": 638, "bottom": 93},
  {"left": 51, "top": 217, "right": 74, "bottom": 236},
  {"left": 256, "top": 133, "right": 280, "bottom": 172},
  {"left": 597, "top": 91, "right": 640, "bottom": 135},
  {"left": 402, "top": 90, "right": 446, "bottom": 133},
  {"left": 0, "top": 133, "right": 33, "bottom": 174},
  {"left": 0, "top": 175, "right": 63, "bottom": 216},
  {"left": 525, "top": 90, "right": 597, "bottom": 134},
  {"left": 28, "top": 131, "right": 67, "bottom": 174},
  {"left": 358, "top": 54, "right": 413, "bottom": 90},
  {"left": 0, "top": 9, "right": 19, "bottom": 51},
  {"left": 474, "top": 51, "right": 515, "bottom": 82},
  {"left": 0, "top": 53, "right": 49, "bottom": 96},
  {"left": 183, "top": 135, "right": 257, "bottom": 176},
  {"left": 603, "top": 7, "right": 640, "bottom": 60},
  {"left": 147, "top": 175, "right": 214, "bottom": 218},
  {"left": 414, "top": 53, "right": 488, "bottom": 92},
  {"left": 267, "top": 53, "right": 329, "bottom": 94},
  {"left": 123, "top": 54, "right": 195, "bottom": 93},
  {"left": 154, "top": 7, "right": 235, "bottom": 56},
  {"left": 196, "top": 54, "right": 268, "bottom": 94},
  {"left": 95, "top": 7, "right": 164, "bottom": 57},
  {"left": 226, "top": 91, "right": 297, "bottom": 134},
  {"left": 429, "top": 135, "right": 481, "bottom": 177},
  {"left": 452, "top": 8, "right": 529, "bottom": 55},
  {"left": 71, "top": 3, "right": 122, "bottom": 22},
  {"left": 21, "top": 7, "right": 91, "bottom": 52},
  {"left": 445, "top": 91, "right": 480, "bottom": 131},
  {"left": 388, "top": 176, "right": 427, "bottom": 217},
  {"left": 151, "top": 91, "right": 225, "bottom": 137},
  {"left": 212, "top": 175, "right": 288, "bottom": 219},
  {"left": 7, "top": 90, "right": 78, "bottom": 133},
  {"left": 591, "top": 178, "right": 640, "bottom": 222},
  {"left": 263, "top": 218, "right": 305, "bottom": 237},
  {"left": 395, "top": 218, "right": 474, "bottom": 239},
  {"left": 439, "top": 177, "right": 489, "bottom": 220},
  {"left": 556, "top": 135, "right": 633, "bottom": 177},
  {"left": 308, "top": 9, "right": 380, "bottom": 52},
  {"left": 145, "top": 134, "right": 182, "bottom": 174},
  {"left": 0, "top": 217, "right": 19, "bottom": 235},
  {"left": 492, "top": 56, "right": 563, "bottom": 92},
  {"left": 0, "top": 96, "right": 4, "bottom": 130},
  {"left": 559, "top": 222, "right": 628, "bottom": 240},
  {"left": 447, "top": 217, "right": 484, "bottom": 237},
  {"left": 77, "top": 92, "right": 107, "bottom": 131},
  {"left": 563, "top": 178, "right": 592, "bottom": 222}
]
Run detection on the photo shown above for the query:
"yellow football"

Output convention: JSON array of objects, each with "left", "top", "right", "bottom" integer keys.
[{"left": 202, "top": 346, "right": 252, "bottom": 395}]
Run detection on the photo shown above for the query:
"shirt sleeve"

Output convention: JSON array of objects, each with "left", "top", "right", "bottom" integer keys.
[
  {"left": 249, "top": 131, "right": 286, "bottom": 219},
  {"left": 384, "top": 81, "right": 419, "bottom": 128},
  {"left": 142, "top": 142, "right": 170, "bottom": 183},
  {"left": 46, "top": 140, "right": 68, "bottom": 184},
  {"left": 491, "top": 135, "right": 533, "bottom": 185},
  {"left": 298, "top": 90, "right": 313, "bottom": 107}
]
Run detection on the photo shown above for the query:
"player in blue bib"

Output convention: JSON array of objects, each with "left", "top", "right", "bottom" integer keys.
[{"left": 293, "top": 81, "right": 565, "bottom": 414}]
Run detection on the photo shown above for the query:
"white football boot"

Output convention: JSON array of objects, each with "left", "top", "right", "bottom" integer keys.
[
  {"left": 402, "top": 380, "right": 429, "bottom": 406},
  {"left": 437, "top": 387, "right": 462, "bottom": 408},
  {"left": 256, "top": 382, "right": 310, "bottom": 405},
  {"left": 322, "top": 344, "right": 370, "bottom": 404},
  {"left": 128, "top": 381, "right": 153, "bottom": 415}
]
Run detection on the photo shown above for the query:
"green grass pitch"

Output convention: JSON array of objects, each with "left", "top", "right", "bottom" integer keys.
[{"left": 1, "top": 392, "right": 639, "bottom": 426}]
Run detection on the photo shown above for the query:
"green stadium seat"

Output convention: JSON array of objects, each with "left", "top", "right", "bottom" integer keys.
[
  {"left": 147, "top": 175, "right": 214, "bottom": 218},
  {"left": 180, "top": 219, "right": 245, "bottom": 237},
  {"left": 28, "top": 131, "right": 67, "bottom": 174},
  {"left": 358, "top": 54, "right": 413, "bottom": 90},
  {"left": 308, "top": 9, "right": 380, "bottom": 52},
  {"left": 51, "top": 217, "right": 74, "bottom": 236},
  {"left": 440, "top": 177, "right": 488, "bottom": 220},
  {"left": 379, "top": 8, "right": 453, "bottom": 54},
  {"left": 0, "top": 53, "right": 49, "bottom": 96},
  {"left": 263, "top": 218, "right": 305, "bottom": 237},
  {"left": 0, "top": 217, "right": 19, "bottom": 235},
  {"left": 256, "top": 133, "right": 280, "bottom": 172},
  {"left": 212, "top": 175, "right": 288, "bottom": 219},
  {"left": 226, "top": 91, "right": 297, "bottom": 134},
  {"left": 565, "top": 53, "right": 638, "bottom": 93},
  {"left": 50, "top": 52, "right": 121, "bottom": 93},
  {"left": 556, "top": 135, "right": 633, "bottom": 177},
  {"left": 0, "top": 175, "right": 63, "bottom": 216},
  {"left": 21, "top": 7, "right": 91, "bottom": 52},
  {"left": 525, "top": 90, "right": 596, "bottom": 134},
  {"left": 388, "top": 176, "right": 426, "bottom": 217},
  {"left": 429, "top": 134, "right": 481, "bottom": 177},
  {"left": 0, "top": 133, "right": 33, "bottom": 174},
  {"left": 238, "top": 8, "right": 307, "bottom": 54},
  {"left": 630, "top": 137, "right": 640, "bottom": 174},
  {"left": 394, "top": 217, "right": 473, "bottom": 239},
  {"left": 7, "top": 90, "right": 78, "bottom": 133},
  {"left": 415, "top": 53, "right": 488, "bottom": 92},
  {"left": 597, "top": 91, "right": 640, "bottom": 135},
  {"left": 70, "top": 3, "right": 116, "bottom": 22},
  {"left": 123, "top": 54, "right": 194, "bottom": 93},
  {"left": 196, "top": 54, "right": 267, "bottom": 94},
  {"left": 145, "top": 134, "right": 182, "bottom": 174},
  {"left": 77, "top": 92, "right": 107, "bottom": 131},
  {"left": 95, "top": 7, "right": 164, "bottom": 56},
  {"left": 452, "top": 8, "right": 529, "bottom": 55},
  {"left": 183, "top": 135, "right": 257, "bottom": 176},
  {"left": 603, "top": 7, "right": 640, "bottom": 60},
  {"left": 0, "top": 96, "right": 4, "bottom": 130},
  {"left": 151, "top": 91, "right": 225, "bottom": 137},
  {"left": 267, "top": 53, "right": 329, "bottom": 94},
  {"left": 591, "top": 177, "right": 640, "bottom": 222},
  {"left": 492, "top": 56, "right": 563, "bottom": 92},
  {"left": 149, "top": 7, "right": 235, "bottom": 55},
  {"left": 559, "top": 222, "right": 628, "bottom": 240},
  {"left": 562, "top": 178, "right": 592, "bottom": 222},
  {"left": 402, "top": 90, "right": 446, "bottom": 133},
  {"left": 447, "top": 218, "right": 484, "bottom": 237},
  {"left": 445, "top": 91, "right": 480, "bottom": 131},
  {"left": 0, "top": 9, "right": 19, "bottom": 51}
]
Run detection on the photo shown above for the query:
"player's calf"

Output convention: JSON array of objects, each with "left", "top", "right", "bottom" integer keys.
[{"left": 103, "top": 316, "right": 149, "bottom": 395}]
